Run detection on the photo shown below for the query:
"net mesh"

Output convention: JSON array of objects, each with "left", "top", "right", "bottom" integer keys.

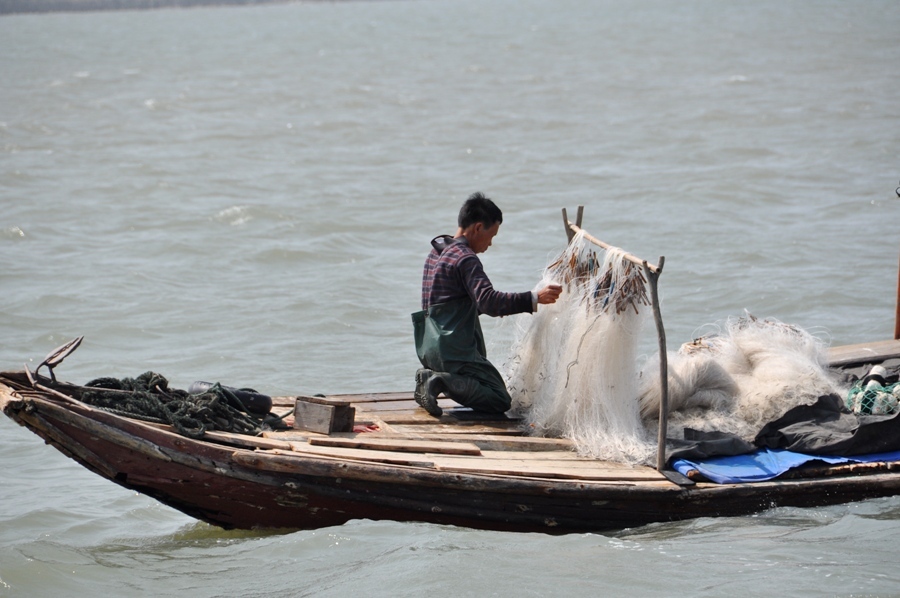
[
  {"left": 846, "top": 380, "right": 900, "bottom": 415},
  {"left": 504, "top": 231, "right": 654, "bottom": 463},
  {"left": 638, "top": 315, "right": 847, "bottom": 440}
]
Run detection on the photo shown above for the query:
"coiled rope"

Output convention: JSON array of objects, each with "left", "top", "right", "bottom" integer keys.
[{"left": 78, "top": 371, "right": 266, "bottom": 438}]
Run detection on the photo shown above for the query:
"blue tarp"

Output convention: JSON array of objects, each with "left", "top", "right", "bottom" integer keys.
[{"left": 672, "top": 448, "right": 900, "bottom": 484}]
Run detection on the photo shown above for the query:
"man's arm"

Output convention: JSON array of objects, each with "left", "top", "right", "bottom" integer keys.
[{"left": 458, "top": 254, "right": 533, "bottom": 317}]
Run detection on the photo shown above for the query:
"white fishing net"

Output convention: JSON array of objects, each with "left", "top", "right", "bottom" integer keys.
[
  {"left": 638, "top": 314, "right": 848, "bottom": 441},
  {"left": 504, "top": 232, "right": 655, "bottom": 464}
]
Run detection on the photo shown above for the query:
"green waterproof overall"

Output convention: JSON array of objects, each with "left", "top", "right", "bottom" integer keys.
[{"left": 412, "top": 297, "right": 512, "bottom": 413}]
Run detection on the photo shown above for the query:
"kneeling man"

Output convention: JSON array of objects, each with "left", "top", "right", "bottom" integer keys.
[{"left": 412, "top": 192, "right": 562, "bottom": 417}]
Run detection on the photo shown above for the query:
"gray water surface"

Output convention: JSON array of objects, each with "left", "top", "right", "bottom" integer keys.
[{"left": 2, "top": 1, "right": 899, "bottom": 595}]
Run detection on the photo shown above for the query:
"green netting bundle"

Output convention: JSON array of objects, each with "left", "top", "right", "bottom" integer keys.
[
  {"left": 79, "top": 372, "right": 267, "bottom": 438},
  {"left": 846, "top": 380, "right": 900, "bottom": 415}
]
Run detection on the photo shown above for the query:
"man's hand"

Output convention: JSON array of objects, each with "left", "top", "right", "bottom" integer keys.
[{"left": 537, "top": 284, "right": 563, "bottom": 305}]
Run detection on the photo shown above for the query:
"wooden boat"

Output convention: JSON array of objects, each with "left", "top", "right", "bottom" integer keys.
[
  {"left": 5, "top": 211, "right": 899, "bottom": 533},
  {"left": 3, "top": 338, "right": 900, "bottom": 534}
]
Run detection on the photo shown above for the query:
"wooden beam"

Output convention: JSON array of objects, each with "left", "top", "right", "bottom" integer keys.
[
  {"left": 566, "top": 221, "right": 663, "bottom": 274},
  {"left": 308, "top": 436, "right": 482, "bottom": 456},
  {"left": 203, "top": 430, "right": 293, "bottom": 451},
  {"left": 285, "top": 443, "right": 437, "bottom": 468},
  {"left": 429, "top": 456, "right": 667, "bottom": 482},
  {"left": 828, "top": 339, "right": 900, "bottom": 367},
  {"left": 366, "top": 432, "right": 574, "bottom": 451}
]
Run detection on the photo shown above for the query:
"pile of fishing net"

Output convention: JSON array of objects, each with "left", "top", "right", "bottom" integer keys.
[
  {"left": 78, "top": 372, "right": 277, "bottom": 438},
  {"left": 637, "top": 314, "right": 847, "bottom": 441},
  {"left": 502, "top": 231, "right": 849, "bottom": 465}
]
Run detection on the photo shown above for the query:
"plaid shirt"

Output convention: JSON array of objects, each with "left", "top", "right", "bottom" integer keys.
[{"left": 421, "top": 235, "right": 533, "bottom": 317}]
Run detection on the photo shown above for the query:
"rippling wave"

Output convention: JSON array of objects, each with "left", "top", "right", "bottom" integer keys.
[{"left": 2, "top": 0, "right": 899, "bottom": 595}]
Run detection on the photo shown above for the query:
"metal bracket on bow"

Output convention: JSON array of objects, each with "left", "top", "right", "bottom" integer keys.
[{"left": 30, "top": 336, "right": 84, "bottom": 384}]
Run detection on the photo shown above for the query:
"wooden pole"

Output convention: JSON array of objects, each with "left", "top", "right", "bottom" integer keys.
[
  {"left": 561, "top": 208, "right": 575, "bottom": 243},
  {"left": 644, "top": 258, "right": 668, "bottom": 472},
  {"left": 561, "top": 206, "right": 585, "bottom": 244}
]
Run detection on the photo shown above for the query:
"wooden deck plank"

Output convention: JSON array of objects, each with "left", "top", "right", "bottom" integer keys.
[
  {"left": 351, "top": 398, "right": 458, "bottom": 412},
  {"left": 368, "top": 409, "right": 523, "bottom": 427},
  {"left": 203, "top": 430, "right": 294, "bottom": 451},
  {"left": 308, "top": 436, "right": 482, "bottom": 456},
  {"left": 385, "top": 423, "right": 525, "bottom": 436},
  {"left": 136, "top": 421, "right": 296, "bottom": 451},
  {"left": 262, "top": 430, "right": 320, "bottom": 442},
  {"left": 326, "top": 392, "right": 414, "bottom": 404},
  {"left": 828, "top": 339, "right": 900, "bottom": 367},
  {"left": 428, "top": 456, "right": 665, "bottom": 481},
  {"left": 354, "top": 431, "right": 574, "bottom": 451},
  {"left": 285, "top": 443, "right": 436, "bottom": 467},
  {"left": 264, "top": 429, "right": 572, "bottom": 452},
  {"left": 354, "top": 402, "right": 520, "bottom": 421},
  {"left": 282, "top": 441, "right": 664, "bottom": 482},
  {"left": 365, "top": 411, "right": 506, "bottom": 425},
  {"left": 478, "top": 450, "right": 622, "bottom": 462},
  {"left": 275, "top": 439, "right": 667, "bottom": 482},
  {"left": 301, "top": 439, "right": 595, "bottom": 460}
]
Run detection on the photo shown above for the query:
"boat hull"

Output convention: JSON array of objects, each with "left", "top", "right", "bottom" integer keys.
[{"left": 6, "top": 384, "right": 900, "bottom": 533}]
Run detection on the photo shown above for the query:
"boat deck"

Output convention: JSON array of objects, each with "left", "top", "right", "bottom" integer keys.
[{"left": 260, "top": 392, "right": 670, "bottom": 484}]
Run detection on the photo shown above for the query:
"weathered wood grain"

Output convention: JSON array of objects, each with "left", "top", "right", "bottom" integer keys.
[
  {"left": 307, "top": 436, "right": 482, "bottom": 456},
  {"left": 828, "top": 339, "right": 900, "bottom": 366}
]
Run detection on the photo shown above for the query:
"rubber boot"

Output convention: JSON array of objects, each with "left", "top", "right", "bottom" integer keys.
[
  {"left": 415, "top": 368, "right": 442, "bottom": 417},
  {"left": 414, "top": 368, "right": 432, "bottom": 402}
]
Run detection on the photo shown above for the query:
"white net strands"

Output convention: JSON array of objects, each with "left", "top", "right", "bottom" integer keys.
[
  {"left": 638, "top": 314, "right": 848, "bottom": 441},
  {"left": 504, "top": 231, "right": 655, "bottom": 464}
]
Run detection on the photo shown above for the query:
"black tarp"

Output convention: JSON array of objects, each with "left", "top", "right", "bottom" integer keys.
[
  {"left": 666, "top": 361, "right": 900, "bottom": 465},
  {"left": 755, "top": 393, "right": 900, "bottom": 456}
]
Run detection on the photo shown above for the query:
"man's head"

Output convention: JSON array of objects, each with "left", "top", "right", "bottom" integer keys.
[
  {"left": 458, "top": 192, "right": 503, "bottom": 230},
  {"left": 457, "top": 192, "right": 502, "bottom": 254}
]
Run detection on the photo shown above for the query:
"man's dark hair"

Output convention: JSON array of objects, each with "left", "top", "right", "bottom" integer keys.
[{"left": 458, "top": 192, "right": 503, "bottom": 229}]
